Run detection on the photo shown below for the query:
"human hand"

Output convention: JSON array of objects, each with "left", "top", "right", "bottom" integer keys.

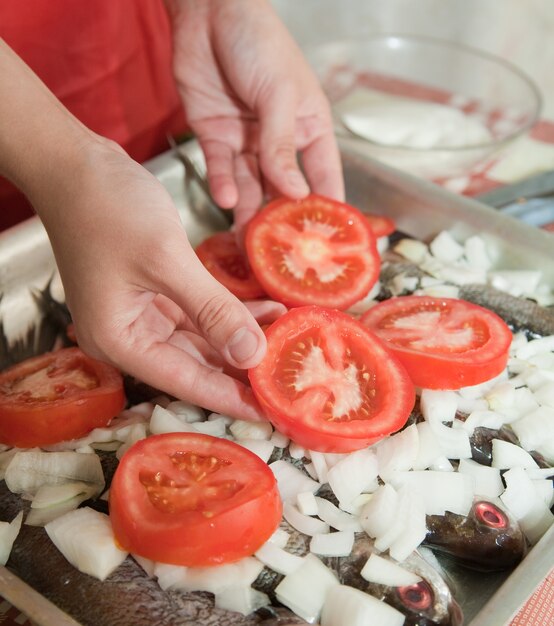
[
  {"left": 167, "top": 0, "right": 344, "bottom": 234},
  {"left": 32, "top": 140, "right": 285, "bottom": 421}
]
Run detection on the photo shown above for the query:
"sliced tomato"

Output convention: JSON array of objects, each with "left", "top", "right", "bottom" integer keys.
[
  {"left": 0, "top": 347, "right": 125, "bottom": 447},
  {"left": 245, "top": 195, "right": 380, "bottom": 310},
  {"left": 365, "top": 213, "right": 396, "bottom": 237},
  {"left": 195, "top": 231, "right": 266, "bottom": 300},
  {"left": 360, "top": 296, "right": 512, "bottom": 389},
  {"left": 248, "top": 306, "right": 415, "bottom": 453},
  {"left": 109, "top": 432, "right": 282, "bottom": 566}
]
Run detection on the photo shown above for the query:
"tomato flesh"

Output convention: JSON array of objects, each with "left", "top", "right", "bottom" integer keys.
[
  {"left": 249, "top": 306, "right": 415, "bottom": 453},
  {"left": 196, "top": 231, "right": 265, "bottom": 300},
  {"left": 360, "top": 296, "right": 512, "bottom": 389},
  {"left": 109, "top": 433, "right": 282, "bottom": 566},
  {"left": 245, "top": 195, "right": 380, "bottom": 310},
  {"left": 0, "top": 347, "right": 125, "bottom": 447}
]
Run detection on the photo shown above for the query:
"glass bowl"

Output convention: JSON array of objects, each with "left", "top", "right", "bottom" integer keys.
[{"left": 305, "top": 35, "right": 542, "bottom": 180}]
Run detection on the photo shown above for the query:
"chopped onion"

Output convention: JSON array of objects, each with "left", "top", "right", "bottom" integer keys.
[
  {"left": 132, "top": 554, "right": 156, "bottom": 577},
  {"left": 149, "top": 405, "right": 195, "bottom": 435},
  {"left": 429, "top": 456, "right": 454, "bottom": 472},
  {"left": 387, "top": 488, "right": 427, "bottom": 562},
  {"left": 26, "top": 481, "right": 99, "bottom": 526},
  {"left": 310, "top": 531, "right": 355, "bottom": 557},
  {"left": 394, "top": 238, "right": 428, "bottom": 264},
  {"left": 309, "top": 451, "right": 329, "bottom": 484},
  {"left": 269, "top": 460, "right": 320, "bottom": 503},
  {"left": 229, "top": 419, "right": 273, "bottom": 441},
  {"left": 511, "top": 407, "right": 554, "bottom": 464},
  {"left": 389, "top": 470, "right": 474, "bottom": 516},
  {"left": 533, "top": 479, "right": 554, "bottom": 509},
  {"left": 412, "top": 422, "right": 442, "bottom": 470},
  {"left": 516, "top": 336, "right": 554, "bottom": 361},
  {"left": 488, "top": 270, "right": 542, "bottom": 298},
  {"left": 207, "top": 412, "right": 234, "bottom": 425},
  {"left": 491, "top": 439, "right": 539, "bottom": 470},
  {"left": 459, "top": 409, "right": 506, "bottom": 435},
  {"left": 464, "top": 235, "right": 492, "bottom": 270},
  {"left": 236, "top": 438, "right": 274, "bottom": 463},
  {"left": 283, "top": 503, "right": 329, "bottom": 536},
  {"left": 289, "top": 442, "right": 306, "bottom": 459},
  {"left": 275, "top": 553, "right": 339, "bottom": 623},
  {"left": 268, "top": 528, "right": 290, "bottom": 549},
  {"left": 500, "top": 467, "right": 554, "bottom": 544},
  {"left": 270, "top": 430, "right": 290, "bottom": 448},
  {"left": 191, "top": 418, "right": 227, "bottom": 438},
  {"left": 45, "top": 507, "right": 128, "bottom": 581},
  {"left": 321, "top": 584, "right": 404, "bottom": 626},
  {"left": 376, "top": 424, "right": 419, "bottom": 480},
  {"left": 327, "top": 449, "right": 379, "bottom": 507},
  {"left": 115, "top": 423, "right": 147, "bottom": 460},
  {"left": 458, "top": 458, "right": 504, "bottom": 499},
  {"left": 155, "top": 557, "right": 263, "bottom": 593},
  {"left": 534, "top": 381, "right": 554, "bottom": 409},
  {"left": 255, "top": 541, "right": 304, "bottom": 575},
  {"left": 0, "top": 511, "right": 23, "bottom": 565},
  {"left": 126, "top": 402, "right": 155, "bottom": 417},
  {"left": 297, "top": 491, "right": 319, "bottom": 516},
  {"left": 359, "top": 483, "right": 399, "bottom": 540},
  {"left": 165, "top": 400, "right": 205, "bottom": 423},
  {"left": 360, "top": 553, "right": 422, "bottom": 587},
  {"left": 420, "top": 389, "right": 458, "bottom": 423},
  {"left": 430, "top": 231, "right": 464, "bottom": 263},
  {"left": 5, "top": 450, "right": 104, "bottom": 497},
  {"left": 0, "top": 449, "right": 18, "bottom": 480},
  {"left": 215, "top": 586, "right": 269, "bottom": 616},
  {"left": 304, "top": 462, "right": 318, "bottom": 481},
  {"left": 315, "top": 497, "right": 362, "bottom": 532}
]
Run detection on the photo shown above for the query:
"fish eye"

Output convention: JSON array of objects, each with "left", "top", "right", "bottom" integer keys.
[
  {"left": 397, "top": 580, "right": 434, "bottom": 611},
  {"left": 474, "top": 501, "right": 508, "bottom": 529}
]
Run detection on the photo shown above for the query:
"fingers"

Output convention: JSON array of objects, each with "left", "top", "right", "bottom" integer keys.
[
  {"left": 232, "top": 153, "right": 264, "bottom": 242},
  {"left": 301, "top": 130, "right": 345, "bottom": 202},
  {"left": 121, "top": 339, "right": 267, "bottom": 422},
  {"left": 257, "top": 90, "right": 310, "bottom": 200},
  {"left": 200, "top": 138, "right": 238, "bottom": 209},
  {"left": 244, "top": 299, "right": 287, "bottom": 325}
]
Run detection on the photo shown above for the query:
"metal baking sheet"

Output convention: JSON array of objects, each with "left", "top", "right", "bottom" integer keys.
[{"left": 0, "top": 141, "right": 553, "bottom": 626}]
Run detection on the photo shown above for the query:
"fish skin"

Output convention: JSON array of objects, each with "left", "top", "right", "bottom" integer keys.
[
  {"left": 469, "top": 425, "right": 551, "bottom": 469},
  {"left": 424, "top": 499, "right": 527, "bottom": 572},
  {"left": 378, "top": 258, "right": 554, "bottom": 337}
]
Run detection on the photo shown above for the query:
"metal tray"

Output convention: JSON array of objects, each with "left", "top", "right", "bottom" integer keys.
[{"left": 0, "top": 142, "right": 553, "bottom": 626}]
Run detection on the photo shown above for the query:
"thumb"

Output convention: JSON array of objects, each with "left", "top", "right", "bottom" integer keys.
[
  {"left": 258, "top": 89, "right": 310, "bottom": 198},
  {"left": 164, "top": 249, "right": 267, "bottom": 370}
]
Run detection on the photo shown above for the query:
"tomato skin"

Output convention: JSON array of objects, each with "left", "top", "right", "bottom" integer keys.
[
  {"left": 245, "top": 194, "right": 380, "bottom": 310},
  {"left": 0, "top": 347, "right": 125, "bottom": 447},
  {"left": 360, "top": 296, "right": 512, "bottom": 389},
  {"left": 249, "top": 306, "right": 415, "bottom": 453},
  {"left": 109, "top": 433, "right": 282, "bottom": 566},
  {"left": 195, "top": 231, "right": 266, "bottom": 300}
]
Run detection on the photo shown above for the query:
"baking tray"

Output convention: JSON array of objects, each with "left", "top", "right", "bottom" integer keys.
[{"left": 0, "top": 142, "right": 552, "bottom": 626}]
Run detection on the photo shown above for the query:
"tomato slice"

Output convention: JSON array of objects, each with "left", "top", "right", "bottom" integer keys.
[
  {"left": 0, "top": 347, "right": 125, "bottom": 447},
  {"left": 248, "top": 306, "right": 415, "bottom": 453},
  {"left": 360, "top": 296, "right": 512, "bottom": 389},
  {"left": 245, "top": 195, "right": 380, "bottom": 310},
  {"left": 195, "top": 231, "right": 266, "bottom": 300},
  {"left": 109, "top": 432, "right": 282, "bottom": 566},
  {"left": 365, "top": 213, "right": 396, "bottom": 238}
]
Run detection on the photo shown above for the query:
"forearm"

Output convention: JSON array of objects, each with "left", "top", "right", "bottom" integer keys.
[{"left": 0, "top": 38, "right": 98, "bottom": 207}]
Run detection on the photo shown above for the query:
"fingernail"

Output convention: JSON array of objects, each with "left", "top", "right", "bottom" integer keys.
[
  {"left": 227, "top": 327, "right": 260, "bottom": 364},
  {"left": 287, "top": 169, "right": 310, "bottom": 195}
]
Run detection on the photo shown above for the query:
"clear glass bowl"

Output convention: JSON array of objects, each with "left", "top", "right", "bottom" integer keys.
[{"left": 306, "top": 35, "right": 542, "bottom": 180}]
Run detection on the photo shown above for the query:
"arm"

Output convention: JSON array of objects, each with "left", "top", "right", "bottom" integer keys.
[
  {"left": 0, "top": 38, "right": 282, "bottom": 421},
  {"left": 165, "top": 0, "right": 345, "bottom": 233}
]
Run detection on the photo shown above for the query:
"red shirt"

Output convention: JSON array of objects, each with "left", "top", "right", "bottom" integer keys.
[{"left": 0, "top": 0, "right": 187, "bottom": 230}]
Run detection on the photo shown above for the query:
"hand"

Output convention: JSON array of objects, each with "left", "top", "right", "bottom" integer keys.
[
  {"left": 33, "top": 140, "right": 285, "bottom": 421},
  {"left": 167, "top": 0, "right": 344, "bottom": 234}
]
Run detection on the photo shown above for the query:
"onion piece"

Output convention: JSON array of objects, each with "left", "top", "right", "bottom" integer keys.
[
  {"left": 165, "top": 400, "right": 205, "bottom": 423},
  {"left": 430, "top": 231, "right": 464, "bottom": 263},
  {"left": 464, "top": 235, "right": 492, "bottom": 270},
  {"left": 297, "top": 491, "right": 319, "bottom": 516},
  {"left": 0, "top": 511, "right": 23, "bottom": 565},
  {"left": 315, "top": 497, "right": 362, "bottom": 532},
  {"left": 321, "top": 584, "right": 404, "bottom": 626},
  {"left": 514, "top": 335, "right": 554, "bottom": 361},
  {"left": 376, "top": 424, "right": 419, "bottom": 480},
  {"left": 458, "top": 458, "right": 504, "bottom": 499},
  {"left": 26, "top": 481, "right": 99, "bottom": 527},
  {"left": 412, "top": 422, "right": 442, "bottom": 470},
  {"left": 255, "top": 541, "right": 304, "bottom": 575},
  {"left": 491, "top": 439, "right": 539, "bottom": 470},
  {"left": 359, "top": 483, "right": 399, "bottom": 540},
  {"left": 267, "top": 528, "right": 290, "bottom": 549},
  {"left": 269, "top": 460, "right": 320, "bottom": 503},
  {"left": 283, "top": 503, "right": 329, "bottom": 536},
  {"left": 215, "top": 586, "right": 269, "bottom": 616},
  {"left": 236, "top": 439, "right": 274, "bottom": 463},
  {"left": 511, "top": 407, "right": 554, "bottom": 464},
  {"left": 459, "top": 410, "right": 506, "bottom": 435},
  {"left": 389, "top": 470, "right": 474, "bottom": 516},
  {"left": 149, "top": 405, "right": 196, "bottom": 435},
  {"left": 132, "top": 554, "right": 156, "bottom": 577},
  {"left": 45, "top": 507, "right": 128, "bottom": 581},
  {"left": 275, "top": 553, "right": 339, "bottom": 623},
  {"left": 500, "top": 467, "right": 554, "bottom": 544},
  {"left": 229, "top": 419, "right": 273, "bottom": 441},
  {"left": 309, "top": 451, "right": 329, "bottom": 484},
  {"left": 289, "top": 442, "right": 306, "bottom": 459},
  {"left": 0, "top": 449, "right": 18, "bottom": 480},
  {"left": 387, "top": 488, "right": 427, "bottom": 562},
  {"left": 394, "top": 238, "right": 428, "bottom": 264},
  {"left": 327, "top": 449, "right": 379, "bottom": 507},
  {"left": 310, "top": 531, "right": 355, "bottom": 557},
  {"left": 270, "top": 430, "right": 289, "bottom": 448},
  {"left": 360, "top": 553, "right": 422, "bottom": 587},
  {"left": 191, "top": 418, "right": 227, "bottom": 438},
  {"left": 115, "top": 423, "right": 148, "bottom": 460},
  {"left": 534, "top": 381, "right": 554, "bottom": 409},
  {"left": 155, "top": 557, "right": 263, "bottom": 593},
  {"left": 5, "top": 450, "right": 104, "bottom": 497},
  {"left": 533, "top": 479, "right": 554, "bottom": 509}
]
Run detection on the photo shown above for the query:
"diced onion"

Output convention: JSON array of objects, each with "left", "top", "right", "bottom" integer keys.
[
  {"left": 321, "top": 584, "right": 404, "bottom": 626},
  {"left": 309, "top": 451, "right": 329, "bottom": 484},
  {"left": 310, "top": 531, "right": 355, "bottom": 557},
  {"left": 511, "top": 407, "right": 554, "bottom": 464},
  {"left": 315, "top": 497, "right": 362, "bottom": 532},
  {"left": 275, "top": 554, "right": 339, "bottom": 623},
  {"left": 270, "top": 430, "right": 290, "bottom": 448},
  {"left": 215, "top": 586, "right": 269, "bottom": 616},
  {"left": 283, "top": 503, "right": 329, "bottom": 536},
  {"left": 360, "top": 553, "right": 422, "bottom": 587},
  {"left": 458, "top": 458, "right": 504, "bottom": 499},
  {"left": 327, "top": 449, "right": 379, "bottom": 507},
  {"left": 394, "top": 238, "right": 428, "bottom": 264},
  {"left": 376, "top": 424, "right": 419, "bottom": 480},
  {"left": 429, "top": 231, "right": 464, "bottom": 263},
  {"left": 236, "top": 439, "right": 274, "bottom": 463},
  {"left": 45, "top": 507, "right": 128, "bottom": 581},
  {"left": 255, "top": 541, "right": 304, "bottom": 575},
  {"left": 359, "top": 483, "right": 399, "bottom": 540},
  {"left": 387, "top": 488, "right": 427, "bottom": 562},
  {"left": 491, "top": 439, "right": 539, "bottom": 470},
  {"left": 149, "top": 405, "right": 196, "bottom": 435},
  {"left": 0, "top": 511, "right": 23, "bottom": 566},
  {"left": 229, "top": 419, "right": 273, "bottom": 441},
  {"left": 412, "top": 422, "right": 442, "bottom": 470},
  {"left": 267, "top": 528, "right": 290, "bottom": 549},
  {"left": 269, "top": 460, "right": 320, "bottom": 503},
  {"left": 165, "top": 400, "right": 205, "bottom": 423},
  {"left": 297, "top": 491, "right": 319, "bottom": 516}
]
